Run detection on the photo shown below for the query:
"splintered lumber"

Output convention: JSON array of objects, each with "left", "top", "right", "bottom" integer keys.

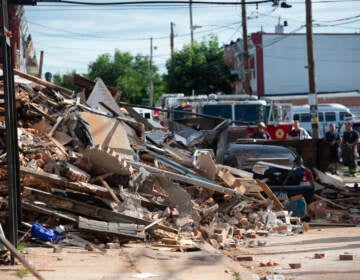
[
  {"left": 125, "top": 160, "right": 238, "bottom": 195},
  {"left": 100, "top": 179, "right": 121, "bottom": 203},
  {"left": 23, "top": 187, "right": 177, "bottom": 234},
  {"left": 71, "top": 73, "right": 120, "bottom": 98},
  {"left": 78, "top": 217, "right": 145, "bottom": 239},
  {"left": 314, "top": 194, "right": 348, "bottom": 210},
  {"left": 313, "top": 168, "right": 346, "bottom": 190},
  {"left": 163, "top": 144, "right": 193, "bottom": 167},
  {"left": 22, "top": 201, "right": 78, "bottom": 223},
  {"left": 0, "top": 234, "right": 45, "bottom": 280},
  {"left": 14, "top": 68, "right": 73, "bottom": 96},
  {"left": 122, "top": 104, "right": 154, "bottom": 131},
  {"left": 216, "top": 164, "right": 253, "bottom": 178},
  {"left": 21, "top": 166, "right": 114, "bottom": 200},
  {"left": 255, "top": 179, "right": 284, "bottom": 210},
  {"left": 216, "top": 168, "right": 246, "bottom": 193},
  {"left": 23, "top": 187, "right": 146, "bottom": 224}
]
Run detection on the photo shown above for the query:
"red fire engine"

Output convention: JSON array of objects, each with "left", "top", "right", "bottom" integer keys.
[{"left": 157, "top": 93, "right": 294, "bottom": 140}]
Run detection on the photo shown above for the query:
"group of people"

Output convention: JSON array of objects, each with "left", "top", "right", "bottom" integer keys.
[
  {"left": 251, "top": 120, "right": 359, "bottom": 176},
  {"left": 325, "top": 122, "right": 359, "bottom": 176},
  {"left": 251, "top": 120, "right": 311, "bottom": 141}
]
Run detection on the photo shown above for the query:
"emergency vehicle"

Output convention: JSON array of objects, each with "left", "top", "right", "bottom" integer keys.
[{"left": 156, "top": 93, "right": 293, "bottom": 140}]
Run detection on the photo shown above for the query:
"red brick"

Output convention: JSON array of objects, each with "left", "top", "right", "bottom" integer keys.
[
  {"left": 289, "top": 263, "right": 301, "bottom": 269},
  {"left": 314, "top": 253, "right": 325, "bottom": 259},
  {"left": 339, "top": 254, "right": 354, "bottom": 261},
  {"left": 236, "top": 255, "right": 254, "bottom": 261}
]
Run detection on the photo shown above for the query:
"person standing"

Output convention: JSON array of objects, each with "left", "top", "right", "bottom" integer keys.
[
  {"left": 286, "top": 120, "right": 311, "bottom": 140},
  {"left": 325, "top": 123, "right": 341, "bottom": 174},
  {"left": 341, "top": 122, "right": 359, "bottom": 176},
  {"left": 252, "top": 122, "right": 271, "bottom": 140}
]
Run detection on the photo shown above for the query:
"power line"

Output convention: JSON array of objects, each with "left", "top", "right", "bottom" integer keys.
[{"left": 36, "top": 0, "right": 275, "bottom": 6}]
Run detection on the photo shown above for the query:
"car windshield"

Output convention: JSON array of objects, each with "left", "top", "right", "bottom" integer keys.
[{"left": 224, "top": 144, "right": 297, "bottom": 168}]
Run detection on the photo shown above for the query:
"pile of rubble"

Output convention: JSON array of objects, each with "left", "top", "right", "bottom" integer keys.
[{"left": 0, "top": 71, "right": 358, "bottom": 259}]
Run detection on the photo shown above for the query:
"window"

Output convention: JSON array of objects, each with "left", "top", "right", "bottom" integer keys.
[
  {"left": 300, "top": 113, "right": 310, "bottom": 122},
  {"left": 234, "top": 104, "right": 263, "bottom": 122},
  {"left": 340, "top": 111, "right": 352, "bottom": 121},
  {"left": 293, "top": 114, "right": 300, "bottom": 121},
  {"left": 203, "top": 104, "right": 232, "bottom": 119},
  {"left": 325, "top": 112, "right": 336, "bottom": 122},
  {"left": 318, "top": 112, "right": 324, "bottom": 122}
]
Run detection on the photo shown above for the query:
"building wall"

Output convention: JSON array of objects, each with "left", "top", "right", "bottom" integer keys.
[
  {"left": 6, "top": 5, "right": 38, "bottom": 74},
  {"left": 224, "top": 38, "right": 256, "bottom": 94},
  {"left": 256, "top": 33, "right": 360, "bottom": 95}
]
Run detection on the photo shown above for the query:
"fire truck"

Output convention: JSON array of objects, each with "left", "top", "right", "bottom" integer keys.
[{"left": 156, "top": 93, "right": 293, "bottom": 140}]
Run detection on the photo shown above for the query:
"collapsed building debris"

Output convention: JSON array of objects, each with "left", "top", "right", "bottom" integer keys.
[{"left": 0, "top": 70, "right": 359, "bottom": 264}]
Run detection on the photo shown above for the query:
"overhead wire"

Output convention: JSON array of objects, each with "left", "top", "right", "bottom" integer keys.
[
  {"left": 36, "top": 0, "right": 275, "bottom": 6},
  {"left": 28, "top": 0, "right": 360, "bottom": 74}
]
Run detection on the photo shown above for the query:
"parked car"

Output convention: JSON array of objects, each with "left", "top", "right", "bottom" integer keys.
[
  {"left": 223, "top": 143, "right": 297, "bottom": 169},
  {"left": 223, "top": 144, "right": 314, "bottom": 202}
]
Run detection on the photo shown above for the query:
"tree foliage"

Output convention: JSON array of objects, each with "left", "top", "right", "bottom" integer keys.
[
  {"left": 53, "top": 70, "right": 79, "bottom": 91},
  {"left": 164, "top": 35, "right": 232, "bottom": 95},
  {"left": 87, "top": 50, "right": 164, "bottom": 105}
]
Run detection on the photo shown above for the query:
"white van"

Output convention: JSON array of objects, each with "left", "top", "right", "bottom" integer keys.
[
  {"left": 292, "top": 103, "right": 354, "bottom": 137},
  {"left": 133, "top": 107, "right": 153, "bottom": 120}
]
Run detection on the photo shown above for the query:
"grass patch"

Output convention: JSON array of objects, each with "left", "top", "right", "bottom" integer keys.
[
  {"left": 233, "top": 272, "right": 242, "bottom": 280},
  {"left": 17, "top": 243, "right": 26, "bottom": 253},
  {"left": 16, "top": 268, "right": 29, "bottom": 278}
]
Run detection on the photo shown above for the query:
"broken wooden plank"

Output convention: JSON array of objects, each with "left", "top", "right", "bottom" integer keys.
[
  {"left": 78, "top": 217, "right": 145, "bottom": 239},
  {"left": 22, "top": 201, "right": 78, "bottom": 223},
  {"left": 23, "top": 187, "right": 178, "bottom": 234},
  {"left": 70, "top": 73, "right": 120, "bottom": 98},
  {"left": 23, "top": 187, "right": 144, "bottom": 224},
  {"left": 122, "top": 104, "right": 155, "bottom": 131},
  {"left": 314, "top": 194, "right": 348, "bottom": 210},
  {"left": 14, "top": 68, "right": 73, "bottom": 97},
  {"left": 216, "top": 164, "right": 253, "bottom": 179},
  {"left": 125, "top": 160, "right": 237, "bottom": 195},
  {"left": 100, "top": 179, "right": 121, "bottom": 203},
  {"left": 255, "top": 179, "right": 284, "bottom": 210},
  {"left": 313, "top": 168, "right": 346, "bottom": 190},
  {"left": 144, "top": 217, "right": 166, "bottom": 231},
  {"left": 21, "top": 166, "right": 113, "bottom": 200}
]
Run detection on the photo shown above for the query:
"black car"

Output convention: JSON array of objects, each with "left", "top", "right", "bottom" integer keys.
[
  {"left": 223, "top": 143, "right": 297, "bottom": 169},
  {"left": 223, "top": 144, "right": 314, "bottom": 203}
]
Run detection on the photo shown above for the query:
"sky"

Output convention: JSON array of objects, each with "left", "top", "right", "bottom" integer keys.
[{"left": 24, "top": 0, "right": 360, "bottom": 77}]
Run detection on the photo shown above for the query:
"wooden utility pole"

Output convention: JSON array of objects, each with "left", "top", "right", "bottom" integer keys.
[
  {"left": 38, "top": 50, "right": 44, "bottom": 78},
  {"left": 148, "top": 37, "right": 153, "bottom": 106},
  {"left": 170, "top": 22, "right": 175, "bottom": 58},
  {"left": 189, "top": 0, "right": 194, "bottom": 44},
  {"left": 242, "top": 0, "right": 251, "bottom": 94},
  {"left": 306, "top": 0, "right": 319, "bottom": 138}
]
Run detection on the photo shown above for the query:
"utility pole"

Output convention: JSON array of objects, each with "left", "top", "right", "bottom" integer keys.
[
  {"left": 241, "top": 0, "right": 251, "bottom": 94},
  {"left": 306, "top": 0, "right": 319, "bottom": 138},
  {"left": 148, "top": 37, "right": 153, "bottom": 106},
  {"left": 170, "top": 22, "right": 175, "bottom": 59},
  {"left": 38, "top": 50, "right": 44, "bottom": 78},
  {"left": 189, "top": 0, "right": 194, "bottom": 44}
]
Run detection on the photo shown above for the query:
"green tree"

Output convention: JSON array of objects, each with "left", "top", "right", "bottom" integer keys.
[
  {"left": 88, "top": 50, "right": 164, "bottom": 105},
  {"left": 164, "top": 35, "right": 232, "bottom": 95},
  {"left": 53, "top": 70, "right": 79, "bottom": 91}
]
